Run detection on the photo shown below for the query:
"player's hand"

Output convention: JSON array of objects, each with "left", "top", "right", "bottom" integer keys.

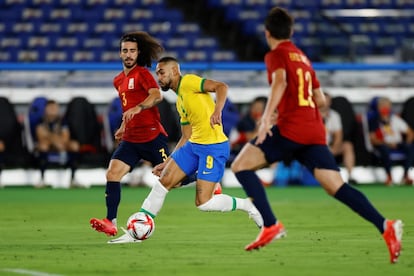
[
  {"left": 123, "top": 106, "right": 142, "bottom": 123},
  {"left": 114, "top": 128, "right": 124, "bottom": 141},
  {"left": 210, "top": 111, "right": 222, "bottom": 128},
  {"left": 152, "top": 162, "right": 166, "bottom": 177},
  {"left": 255, "top": 117, "right": 273, "bottom": 145}
]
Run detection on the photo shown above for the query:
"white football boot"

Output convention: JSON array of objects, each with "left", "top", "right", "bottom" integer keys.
[{"left": 107, "top": 227, "right": 142, "bottom": 244}]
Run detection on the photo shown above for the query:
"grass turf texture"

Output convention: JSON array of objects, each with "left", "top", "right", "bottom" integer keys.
[{"left": 0, "top": 185, "right": 413, "bottom": 276}]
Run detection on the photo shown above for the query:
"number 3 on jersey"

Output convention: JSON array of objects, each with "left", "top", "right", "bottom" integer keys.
[{"left": 296, "top": 68, "right": 315, "bottom": 108}]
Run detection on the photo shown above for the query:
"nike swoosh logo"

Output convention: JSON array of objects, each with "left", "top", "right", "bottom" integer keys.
[{"left": 202, "top": 171, "right": 212, "bottom": 175}]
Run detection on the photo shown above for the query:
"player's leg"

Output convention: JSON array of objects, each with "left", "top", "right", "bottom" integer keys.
[
  {"left": 304, "top": 145, "right": 403, "bottom": 263},
  {"left": 140, "top": 141, "right": 195, "bottom": 217},
  {"left": 192, "top": 141, "right": 263, "bottom": 227},
  {"left": 231, "top": 128, "right": 287, "bottom": 250},
  {"left": 90, "top": 141, "right": 138, "bottom": 236},
  {"left": 140, "top": 158, "right": 188, "bottom": 217},
  {"left": 232, "top": 127, "right": 285, "bottom": 228},
  {"left": 195, "top": 178, "right": 263, "bottom": 227}
]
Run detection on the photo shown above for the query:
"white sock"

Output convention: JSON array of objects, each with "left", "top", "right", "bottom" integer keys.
[
  {"left": 141, "top": 181, "right": 169, "bottom": 217},
  {"left": 197, "top": 194, "right": 251, "bottom": 212}
]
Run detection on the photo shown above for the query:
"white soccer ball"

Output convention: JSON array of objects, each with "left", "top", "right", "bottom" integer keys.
[{"left": 126, "top": 212, "right": 155, "bottom": 240}]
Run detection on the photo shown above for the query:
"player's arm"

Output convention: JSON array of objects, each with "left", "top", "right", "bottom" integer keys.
[
  {"left": 123, "top": 87, "right": 163, "bottom": 123},
  {"left": 312, "top": 88, "right": 326, "bottom": 108},
  {"left": 114, "top": 120, "right": 126, "bottom": 141},
  {"left": 174, "top": 124, "right": 192, "bottom": 152},
  {"left": 202, "top": 79, "right": 228, "bottom": 128},
  {"left": 255, "top": 68, "right": 286, "bottom": 145}
]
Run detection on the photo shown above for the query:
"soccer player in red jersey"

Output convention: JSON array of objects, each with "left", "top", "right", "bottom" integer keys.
[
  {"left": 90, "top": 32, "right": 169, "bottom": 237},
  {"left": 231, "top": 7, "right": 403, "bottom": 263}
]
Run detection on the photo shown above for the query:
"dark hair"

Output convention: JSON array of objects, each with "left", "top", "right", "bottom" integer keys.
[
  {"left": 46, "top": 99, "right": 57, "bottom": 105},
  {"left": 253, "top": 96, "right": 267, "bottom": 104},
  {"left": 120, "top": 31, "right": 164, "bottom": 67},
  {"left": 264, "top": 7, "right": 294, "bottom": 40},
  {"left": 158, "top": 56, "right": 179, "bottom": 63}
]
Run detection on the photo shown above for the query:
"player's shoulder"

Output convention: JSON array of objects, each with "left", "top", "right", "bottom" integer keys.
[
  {"left": 181, "top": 74, "right": 203, "bottom": 86},
  {"left": 113, "top": 71, "right": 124, "bottom": 81},
  {"left": 183, "top": 73, "right": 202, "bottom": 80}
]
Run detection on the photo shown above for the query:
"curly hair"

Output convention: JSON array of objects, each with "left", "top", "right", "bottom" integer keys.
[{"left": 120, "top": 31, "right": 164, "bottom": 67}]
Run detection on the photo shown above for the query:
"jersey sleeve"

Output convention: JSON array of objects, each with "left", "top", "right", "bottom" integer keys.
[
  {"left": 138, "top": 69, "right": 159, "bottom": 91},
  {"left": 182, "top": 74, "right": 204, "bottom": 92},
  {"left": 265, "top": 50, "right": 285, "bottom": 85}
]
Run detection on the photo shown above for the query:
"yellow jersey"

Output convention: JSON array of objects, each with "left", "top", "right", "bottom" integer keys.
[{"left": 175, "top": 74, "right": 228, "bottom": 144}]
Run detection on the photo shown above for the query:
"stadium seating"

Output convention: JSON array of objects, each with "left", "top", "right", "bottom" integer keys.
[
  {"left": 205, "top": 0, "right": 414, "bottom": 61},
  {"left": 0, "top": 0, "right": 232, "bottom": 62},
  {"left": 1, "top": 0, "right": 413, "bottom": 63}
]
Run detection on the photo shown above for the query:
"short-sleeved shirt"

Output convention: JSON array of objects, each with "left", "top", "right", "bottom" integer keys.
[
  {"left": 265, "top": 41, "right": 326, "bottom": 145},
  {"left": 324, "top": 109, "right": 342, "bottom": 145},
  {"left": 369, "top": 114, "right": 408, "bottom": 145},
  {"left": 113, "top": 66, "right": 167, "bottom": 143},
  {"left": 175, "top": 74, "right": 228, "bottom": 144}
]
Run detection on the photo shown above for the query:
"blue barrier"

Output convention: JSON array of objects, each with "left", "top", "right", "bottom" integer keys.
[{"left": 1, "top": 62, "right": 414, "bottom": 71}]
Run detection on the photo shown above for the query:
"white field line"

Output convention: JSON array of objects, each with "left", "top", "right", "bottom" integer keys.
[{"left": 1, "top": 268, "right": 63, "bottom": 276}]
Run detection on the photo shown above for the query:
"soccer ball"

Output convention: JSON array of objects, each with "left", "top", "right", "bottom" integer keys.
[{"left": 126, "top": 212, "right": 155, "bottom": 240}]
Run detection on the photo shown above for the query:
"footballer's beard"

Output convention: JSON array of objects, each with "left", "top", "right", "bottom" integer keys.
[
  {"left": 123, "top": 58, "right": 137, "bottom": 69},
  {"left": 159, "top": 80, "right": 171, "bottom": 91}
]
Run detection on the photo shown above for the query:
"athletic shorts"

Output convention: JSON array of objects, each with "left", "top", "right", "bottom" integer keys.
[
  {"left": 172, "top": 140, "right": 230, "bottom": 183},
  {"left": 112, "top": 134, "right": 169, "bottom": 170},
  {"left": 251, "top": 126, "right": 339, "bottom": 174}
]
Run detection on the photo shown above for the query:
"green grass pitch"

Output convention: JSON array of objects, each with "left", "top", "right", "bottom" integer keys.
[{"left": 0, "top": 185, "right": 413, "bottom": 276}]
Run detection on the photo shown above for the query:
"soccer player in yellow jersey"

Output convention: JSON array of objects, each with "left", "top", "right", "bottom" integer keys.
[{"left": 108, "top": 56, "right": 263, "bottom": 243}]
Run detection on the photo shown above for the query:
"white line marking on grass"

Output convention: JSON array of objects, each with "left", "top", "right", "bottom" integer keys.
[{"left": 2, "top": 268, "right": 64, "bottom": 276}]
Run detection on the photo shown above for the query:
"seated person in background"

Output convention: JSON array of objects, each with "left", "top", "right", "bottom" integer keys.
[
  {"left": 232, "top": 96, "right": 268, "bottom": 155},
  {"left": 368, "top": 96, "right": 414, "bottom": 186},
  {"left": 0, "top": 140, "right": 4, "bottom": 187},
  {"left": 36, "top": 100, "right": 80, "bottom": 187},
  {"left": 319, "top": 93, "right": 357, "bottom": 184}
]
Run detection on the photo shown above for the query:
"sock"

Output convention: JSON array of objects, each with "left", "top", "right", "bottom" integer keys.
[
  {"left": 235, "top": 170, "right": 276, "bottom": 227},
  {"left": 197, "top": 194, "right": 236, "bottom": 212},
  {"left": 197, "top": 195, "right": 253, "bottom": 212},
  {"left": 334, "top": 183, "right": 385, "bottom": 233},
  {"left": 39, "top": 151, "right": 48, "bottom": 180},
  {"left": 68, "top": 152, "right": 79, "bottom": 180},
  {"left": 140, "top": 181, "right": 169, "bottom": 218},
  {"left": 105, "top": 181, "right": 121, "bottom": 221}
]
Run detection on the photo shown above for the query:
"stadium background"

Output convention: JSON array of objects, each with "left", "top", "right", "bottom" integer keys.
[{"left": 1, "top": 0, "right": 414, "bottom": 187}]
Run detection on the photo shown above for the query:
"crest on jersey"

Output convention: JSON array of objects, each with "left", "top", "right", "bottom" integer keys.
[{"left": 128, "top": 78, "right": 134, "bottom": 89}]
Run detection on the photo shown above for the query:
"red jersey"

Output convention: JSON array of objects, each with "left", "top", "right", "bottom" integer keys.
[
  {"left": 265, "top": 41, "right": 326, "bottom": 145},
  {"left": 113, "top": 65, "right": 167, "bottom": 143}
]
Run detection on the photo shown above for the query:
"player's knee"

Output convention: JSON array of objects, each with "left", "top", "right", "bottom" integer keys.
[
  {"left": 230, "top": 160, "right": 242, "bottom": 173},
  {"left": 106, "top": 168, "right": 123, "bottom": 181}
]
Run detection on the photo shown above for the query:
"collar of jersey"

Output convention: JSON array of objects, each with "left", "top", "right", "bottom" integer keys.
[{"left": 176, "top": 75, "right": 183, "bottom": 96}]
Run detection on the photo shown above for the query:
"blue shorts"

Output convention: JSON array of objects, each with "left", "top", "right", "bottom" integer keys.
[
  {"left": 112, "top": 134, "right": 169, "bottom": 170},
  {"left": 251, "top": 126, "right": 339, "bottom": 174},
  {"left": 172, "top": 141, "right": 230, "bottom": 182}
]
